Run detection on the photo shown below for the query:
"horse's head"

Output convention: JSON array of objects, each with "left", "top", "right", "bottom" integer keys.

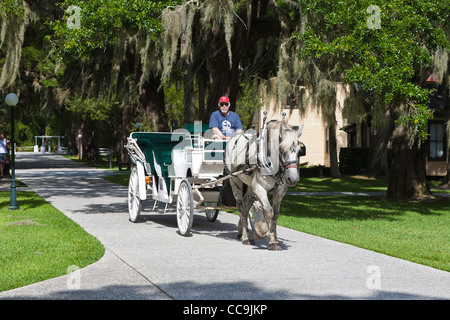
[{"left": 277, "top": 122, "right": 303, "bottom": 186}]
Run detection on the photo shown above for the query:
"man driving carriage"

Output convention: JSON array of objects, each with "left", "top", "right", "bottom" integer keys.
[{"left": 209, "top": 96, "right": 243, "bottom": 140}]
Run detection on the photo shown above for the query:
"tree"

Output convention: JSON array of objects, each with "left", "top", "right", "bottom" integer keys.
[
  {"left": 1, "top": 0, "right": 68, "bottom": 147},
  {"left": 292, "top": 0, "right": 450, "bottom": 199},
  {"left": 48, "top": 0, "right": 181, "bottom": 159},
  {"left": 441, "top": 53, "right": 450, "bottom": 186},
  {"left": 158, "top": 0, "right": 297, "bottom": 123}
]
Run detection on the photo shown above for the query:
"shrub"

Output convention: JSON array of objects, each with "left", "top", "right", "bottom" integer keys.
[{"left": 339, "top": 147, "right": 370, "bottom": 175}]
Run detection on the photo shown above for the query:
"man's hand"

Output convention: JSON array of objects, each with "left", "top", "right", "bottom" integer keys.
[{"left": 212, "top": 127, "right": 227, "bottom": 140}]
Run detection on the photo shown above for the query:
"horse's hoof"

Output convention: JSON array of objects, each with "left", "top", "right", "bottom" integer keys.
[
  {"left": 242, "top": 239, "right": 255, "bottom": 245},
  {"left": 268, "top": 243, "right": 282, "bottom": 251},
  {"left": 237, "top": 233, "right": 242, "bottom": 240}
]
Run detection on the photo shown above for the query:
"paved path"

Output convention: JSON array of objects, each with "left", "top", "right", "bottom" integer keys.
[{"left": 0, "top": 152, "right": 449, "bottom": 300}]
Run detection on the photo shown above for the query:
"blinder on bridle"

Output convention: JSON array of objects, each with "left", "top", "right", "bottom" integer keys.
[
  {"left": 277, "top": 122, "right": 306, "bottom": 171},
  {"left": 280, "top": 142, "right": 303, "bottom": 170}
]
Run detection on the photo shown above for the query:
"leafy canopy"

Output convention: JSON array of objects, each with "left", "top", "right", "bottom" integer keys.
[
  {"left": 0, "top": 0, "right": 25, "bottom": 17},
  {"left": 50, "top": 0, "right": 181, "bottom": 57},
  {"left": 294, "top": 0, "right": 450, "bottom": 140}
]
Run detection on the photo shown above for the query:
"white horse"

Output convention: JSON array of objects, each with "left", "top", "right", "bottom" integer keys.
[{"left": 224, "top": 120, "right": 303, "bottom": 250}]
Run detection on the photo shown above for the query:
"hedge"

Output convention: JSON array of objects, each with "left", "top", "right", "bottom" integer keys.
[{"left": 339, "top": 147, "right": 370, "bottom": 175}]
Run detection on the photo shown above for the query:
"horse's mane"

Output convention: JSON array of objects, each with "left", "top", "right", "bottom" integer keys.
[{"left": 266, "top": 120, "right": 298, "bottom": 153}]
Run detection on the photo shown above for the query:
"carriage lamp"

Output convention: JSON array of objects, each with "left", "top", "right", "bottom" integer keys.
[{"left": 5, "top": 93, "right": 19, "bottom": 210}]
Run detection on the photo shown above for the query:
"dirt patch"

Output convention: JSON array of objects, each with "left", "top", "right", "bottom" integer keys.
[{"left": 7, "top": 219, "right": 44, "bottom": 226}]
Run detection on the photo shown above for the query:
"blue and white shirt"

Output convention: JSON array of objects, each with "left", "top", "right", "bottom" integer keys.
[
  {"left": 209, "top": 110, "right": 243, "bottom": 137},
  {"left": 0, "top": 139, "right": 8, "bottom": 154}
]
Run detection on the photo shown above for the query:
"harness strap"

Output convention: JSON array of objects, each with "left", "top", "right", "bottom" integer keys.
[
  {"left": 282, "top": 160, "right": 298, "bottom": 169},
  {"left": 244, "top": 134, "right": 250, "bottom": 169}
]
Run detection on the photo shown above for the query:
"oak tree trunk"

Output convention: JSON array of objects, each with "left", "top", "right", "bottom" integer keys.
[
  {"left": 120, "top": 102, "right": 132, "bottom": 162},
  {"left": 207, "top": 42, "right": 240, "bottom": 115},
  {"left": 443, "top": 142, "right": 450, "bottom": 185},
  {"left": 329, "top": 122, "right": 341, "bottom": 178},
  {"left": 139, "top": 74, "right": 170, "bottom": 132},
  {"left": 387, "top": 124, "right": 432, "bottom": 200},
  {"left": 368, "top": 109, "right": 393, "bottom": 177},
  {"left": 441, "top": 71, "right": 449, "bottom": 186},
  {"left": 197, "top": 69, "right": 207, "bottom": 123},
  {"left": 183, "top": 59, "right": 195, "bottom": 125}
]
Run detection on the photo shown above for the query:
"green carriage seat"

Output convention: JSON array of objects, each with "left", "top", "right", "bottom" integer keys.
[
  {"left": 184, "top": 123, "right": 210, "bottom": 133},
  {"left": 133, "top": 136, "right": 155, "bottom": 174},
  {"left": 131, "top": 132, "right": 189, "bottom": 187}
]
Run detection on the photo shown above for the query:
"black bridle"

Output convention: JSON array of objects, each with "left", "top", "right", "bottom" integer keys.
[
  {"left": 280, "top": 144, "right": 299, "bottom": 170},
  {"left": 277, "top": 124, "right": 300, "bottom": 170}
]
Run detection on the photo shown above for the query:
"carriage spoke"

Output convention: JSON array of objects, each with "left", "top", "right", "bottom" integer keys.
[
  {"left": 184, "top": 210, "right": 191, "bottom": 226},
  {"left": 176, "top": 180, "right": 194, "bottom": 236},
  {"left": 178, "top": 196, "right": 184, "bottom": 210},
  {"left": 128, "top": 166, "right": 142, "bottom": 222}
]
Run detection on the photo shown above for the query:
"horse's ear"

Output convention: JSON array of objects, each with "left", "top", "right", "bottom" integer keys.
[{"left": 296, "top": 124, "right": 304, "bottom": 138}]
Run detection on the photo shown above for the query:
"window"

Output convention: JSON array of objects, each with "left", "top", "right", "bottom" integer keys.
[
  {"left": 341, "top": 123, "right": 357, "bottom": 148},
  {"left": 284, "top": 93, "right": 299, "bottom": 109},
  {"left": 361, "top": 122, "right": 369, "bottom": 148},
  {"left": 347, "top": 132, "right": 357, "bottom": 148},
  {"left": 429, "top": 121, "right": 446, "bottom": 161}
]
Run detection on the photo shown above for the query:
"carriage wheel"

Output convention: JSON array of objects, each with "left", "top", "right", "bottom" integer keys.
[
  {"left": 205, "top": 203, "right": 219, "bottom": 222},
  {"left": 176, "top": 179, "right": 194, "bottom": 236},
  {"left": 128, "top": 166, "right": 142, "bottom": 222},
  {"left": 248, "top": 200, "right": 268, "bottom": 240}
]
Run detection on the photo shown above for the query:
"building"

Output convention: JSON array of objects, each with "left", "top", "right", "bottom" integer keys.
[
  {"left": 425, "top": 76, "right": 448, "bottom": 176},
  {"left": 254, "top": 77, "right": 448, "bottom": 177}
]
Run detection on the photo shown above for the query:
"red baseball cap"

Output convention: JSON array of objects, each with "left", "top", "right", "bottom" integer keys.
[{"left": 218, "top": 96, "right": 230, "bottom": 104}]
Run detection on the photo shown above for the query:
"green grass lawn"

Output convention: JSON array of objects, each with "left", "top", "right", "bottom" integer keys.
[
  {"left": 0, "top": 191, "right": 105, "bottom": 292},
  {"left": 290, "top": 176, "right": 450, "bottom": 193},
  {"left": 103, "top": 172, "right": 450, "bottom": 194},
  {"left": 291, "top": 176, "right": 388, "bottom": 192},
  {"left": 63, "top": 154, "right": 131, "bottom": 172},
  {"left": 104, "top": 173, "right": 449, "bottom": 271},
  {"left": 104, "top": 173, "right": 130, "bottom": 186},
  {"left": 278, "top": 195, "right": 450, "bottom": 272},
  {"left": 211, "top": 176, "right": 449, "bottom": 271},
  {"left": 1, "top": 173, "right": 447, "bottom": 292}
]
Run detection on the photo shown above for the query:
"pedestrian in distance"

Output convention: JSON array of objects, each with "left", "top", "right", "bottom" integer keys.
[{"left": 0, "top": 132, "right": 10, "bottom": 178}]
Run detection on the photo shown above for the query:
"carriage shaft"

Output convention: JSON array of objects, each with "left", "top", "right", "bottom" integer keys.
[
  {"left": 198, "top": 165, "right": 257, "bottom": 189},
  {"left": 201, "top": 206, "right": 236, "bottom": 210}
]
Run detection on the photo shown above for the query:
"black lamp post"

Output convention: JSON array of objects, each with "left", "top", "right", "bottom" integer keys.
[{"left": 5, "top": 93, "right": 19, "bottom": 210}]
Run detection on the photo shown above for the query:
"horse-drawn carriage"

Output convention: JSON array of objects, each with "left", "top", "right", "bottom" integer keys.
[{"left": 125, "top": 114, "right": 306, "bottom": 250}]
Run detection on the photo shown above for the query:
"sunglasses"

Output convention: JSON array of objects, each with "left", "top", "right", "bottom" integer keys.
[{"left": 219, "top": 102, "right": 230, "bottom": 107}]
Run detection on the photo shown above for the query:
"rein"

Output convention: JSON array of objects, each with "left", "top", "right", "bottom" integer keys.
[{"left": 277, "top": 122, "right": 299, "bottom": 171}]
